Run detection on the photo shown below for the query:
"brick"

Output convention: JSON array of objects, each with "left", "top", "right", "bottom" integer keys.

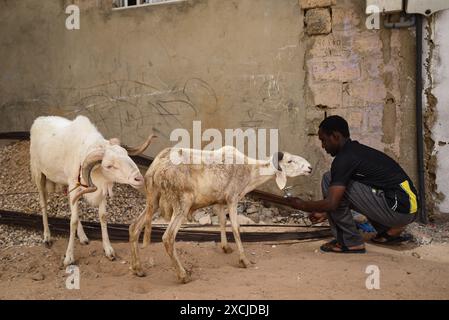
[
  {"left": 348, "top": 80, "right": 387, "bottom": 104},
  {"left": 308, "top": 82, "right": 342, "bottom": 109},
  {"left": 309, "top": 34, "right": 346, "bottom": 58},
  {"left": 305, "top": 109, "right": 326, "bottom": 135},
  {"left": 304, "top": 8, "right": 332, "bottom": 35},
  {"left": 307, "top": 57, "right": 361, "bottom": 82},
  {"left": 348, "top": 110, "right": 363, "bottom": 128},
  {"left": 299, "top": 0, "right": 336, "bottom": 10},
  {"left": 332, "top": 7, "right": 361, "bottom": 31},
  {"left": 353, "top": 32, "right": 383, "bottom": 54}
]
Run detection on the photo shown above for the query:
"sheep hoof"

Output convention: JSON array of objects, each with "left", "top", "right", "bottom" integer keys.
[
  {"left": 107, "top": 255, "right": 116, "bottom": 261},
  {"left": 63, "top": 256, "right": 76, "bottom": 267},
  {"left": 178, "top": 269, "right": 192, "bottom": 284},
  {"left": 132, "top": 268, "right": 146, "bottom": 277},
  {"left": 141, "top": 242, "right": 149, "bottom": 249},
  {"left": 104, "top": 248, "right": 116, "bottom": 261},
  {"left": 105, "top": 252, "right": 116, "bottom": 261},
  {"left": 221, "top": 246, "right": 233, "bottom": 254},
  {"left": 179, "top": 274, "right": 191, "bottom": 284},
  {"left": 239, "top": 258, "right": 251, "bottom": 268},
  {"left": 43, "top": 240, "right": 53, "bottom": 248},
  {"left": 80, "top": 238, "right": 90, "bottom": 245}
]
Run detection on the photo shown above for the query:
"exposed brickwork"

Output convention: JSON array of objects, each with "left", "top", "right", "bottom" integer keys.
[{"left": 304, "top": 8, "right": 332, "bottom": 35}]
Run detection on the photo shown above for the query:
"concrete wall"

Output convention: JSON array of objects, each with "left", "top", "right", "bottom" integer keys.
[
  {"left": 424, "top": 9, "right": 449, "bottom": 214},
  {"left": 0, "top": 0, "right": 418, "bottom": 200}
]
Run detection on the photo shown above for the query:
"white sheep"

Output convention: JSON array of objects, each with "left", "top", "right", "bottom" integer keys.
[
  {"left": 129, "top": 146, "right": 312, "bottom": 283},
  {"left": 30, "top": 115, "right": 156, "bottom": 266}
]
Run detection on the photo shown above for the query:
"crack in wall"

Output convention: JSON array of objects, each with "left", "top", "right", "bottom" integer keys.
[{"left": 423, "top": 15, "right": 440, "bottom": 217}]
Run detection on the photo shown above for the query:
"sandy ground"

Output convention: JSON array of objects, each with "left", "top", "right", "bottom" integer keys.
[
  {"left": 0, "top": 235, "right": 448, "bottom": 300},
  {"left": 1, "top": 140, "right": 448, "bottom": 300}
]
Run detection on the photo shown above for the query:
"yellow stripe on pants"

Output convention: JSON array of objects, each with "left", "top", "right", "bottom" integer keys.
[{"left": 400, "top": 180, "right": 418, "bottom": 214}]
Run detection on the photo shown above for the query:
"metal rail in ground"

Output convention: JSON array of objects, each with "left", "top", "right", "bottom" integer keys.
[{"left": 0, "top": 210, "right": 332, "bottom": 243}]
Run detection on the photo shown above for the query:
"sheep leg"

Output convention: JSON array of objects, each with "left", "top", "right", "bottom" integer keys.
[
  {"left": 215, "top": 204, "right": 232, "bottom": 253},
  {"left": 142, "top": 215, "right": 153, "bottom": 249},
  {"left": 163, "top": 207, "right": 190, "bottom": 283},
  {"left": 37, "top": 173, "right": 51, "bottom": 247},
  {"left": 77, "top": 221, "right": 89, "bottom": 245},
  {"left": 64, "top": 187, "right": 80, "bottom": 266},
  {"left": 129, "top": 204, "right": 151, "bottom": 277},
  {"left": 99, "top": 199, "right": 115, "bottom": 260},
  {"left": 142, "top": 195, "right": 158, "bottom": 249},
  {"left": 228, "top": 202, "right": 251, "bottom": 268}
]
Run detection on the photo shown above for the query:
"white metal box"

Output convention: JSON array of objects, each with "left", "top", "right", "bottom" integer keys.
[
  {"left": 366, "top": 0, "right": 403, "bottom": 14},
  {"left": 406, "top": 0, "right": 449, "bottom": 16}
]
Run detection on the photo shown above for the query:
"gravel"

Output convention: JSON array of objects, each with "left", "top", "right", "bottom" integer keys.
[
  {"left": 406, "top": 216, "right": 449, "bottom": 245},
  {"left": 0, "top": 224, "right": 46, "bottom": 248}
]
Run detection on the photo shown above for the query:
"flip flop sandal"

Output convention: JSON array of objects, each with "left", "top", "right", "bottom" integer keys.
[
  {"left": 371, "top": 232, "right": 413, "bottom": 245},
  {"left": 320, "top": 242, "right": 366, "bottom": 254},
  {"left": 323, "top": 239, "right": 338, "bottom": 246}
]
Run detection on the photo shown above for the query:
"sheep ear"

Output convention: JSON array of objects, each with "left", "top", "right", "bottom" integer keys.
[{"left": 275, "top": 170, "right": 287, "bottom": 190}]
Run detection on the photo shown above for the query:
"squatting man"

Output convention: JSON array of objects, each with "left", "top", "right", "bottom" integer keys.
[{"left": 289, "top": 115, "right": 418, "bottom": 253}]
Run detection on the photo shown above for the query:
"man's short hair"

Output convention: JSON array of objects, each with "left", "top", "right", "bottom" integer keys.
[{"left": 319, "top": 115, "right": 350, "bottom": 138}]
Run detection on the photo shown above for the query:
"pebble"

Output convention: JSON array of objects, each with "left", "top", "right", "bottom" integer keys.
[
  {"left": 412, "top": 252, "right": 421, "bottom": 259},
  {"left": 194, "top": 211, "right": 207, "bottom": 222},
  {"left": 31, "top": 272, "right": 45, "bottom": 281},
  {"left": 237, "top": 215, "right": 256, "bottom": 225},
  {"left": 199, "top": 215, "right": 212, "bottom": 225},
  {"left": 246, "top": 205, "right": 259, "bottom": 214}
]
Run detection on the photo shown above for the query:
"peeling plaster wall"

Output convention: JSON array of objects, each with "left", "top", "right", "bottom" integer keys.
[
  {"left": 0, "top": 0, "right": 418, "bottom": 199},
  {"left": 425, "top": 9, "right": 449, "bottom": 214}
]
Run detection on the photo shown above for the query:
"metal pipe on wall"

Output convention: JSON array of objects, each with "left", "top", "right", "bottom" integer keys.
[{"left": 415, "top": 14, "right": 428, "bottom": 224}]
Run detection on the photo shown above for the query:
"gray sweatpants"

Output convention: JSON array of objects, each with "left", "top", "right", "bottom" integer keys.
[{"left": 321, "top": 172, "right": 416, "bottom": 247}]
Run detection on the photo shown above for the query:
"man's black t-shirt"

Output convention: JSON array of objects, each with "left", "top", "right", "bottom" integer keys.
[{"left": 330, "top": 139, "right": 419, "bottom": 214}]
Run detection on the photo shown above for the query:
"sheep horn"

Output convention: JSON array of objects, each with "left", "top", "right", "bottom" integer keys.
[
  {"left": 71, "top": 149, "right": 104, "bottom": 205},
  {"left": 122, "top": 134, "right": 157, "bottom": 156},
  {"left": 272, "top": 151, "right": 284, "bottom": 171}
]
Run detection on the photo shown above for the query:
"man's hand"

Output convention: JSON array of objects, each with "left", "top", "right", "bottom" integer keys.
[
  {"left": 308, "top": 212, "right": 328, "bottom": 224},
  {"left": 287, "top": 185, "right": 345, "bottom": 213}
]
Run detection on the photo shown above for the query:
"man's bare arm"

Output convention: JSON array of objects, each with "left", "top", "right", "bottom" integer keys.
[{"left": 290, "top": 185, "right": 346, "bottom": 212}]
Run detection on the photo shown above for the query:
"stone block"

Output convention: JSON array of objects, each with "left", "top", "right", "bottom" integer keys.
[
  {"left": 299, "top": 0, "right": 336, "bottom": 10},
  {"left": 308, "top": 82, "right": 343, "bottom": 109},
  {"left": 307, "top": 57, "right": 361, "bottom": 82},
  {"left": 305, "top": 8, "right": 332, "bottom": 35}
]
